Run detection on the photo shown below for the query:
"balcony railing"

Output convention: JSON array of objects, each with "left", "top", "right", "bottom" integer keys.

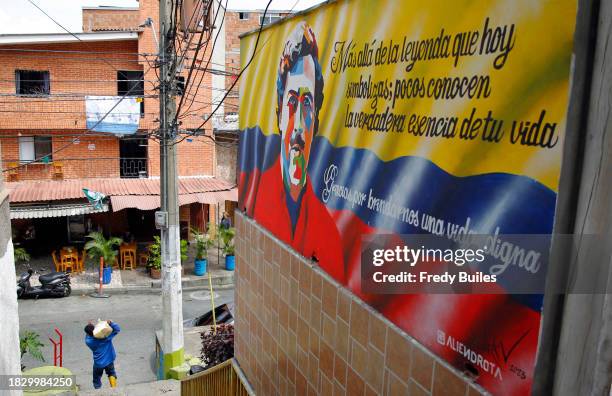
[
  {"left": 1, "top": 157, "right": 149, "bottom": 181},
  {"left": 120, "top": 157, "right": 148, "bottom": 178}
]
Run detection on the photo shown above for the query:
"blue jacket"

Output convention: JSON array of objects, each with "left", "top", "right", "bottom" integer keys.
[{"left": 85, "top": 322, "right": 120, "bottom": 368}]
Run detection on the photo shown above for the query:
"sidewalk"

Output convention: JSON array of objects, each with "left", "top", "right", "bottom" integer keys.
[{"left": 17, "top": 246, "right": 234, "bottom": 295}]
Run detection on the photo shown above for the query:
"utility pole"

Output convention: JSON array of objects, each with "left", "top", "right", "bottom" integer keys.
[{"left": 158, "top": 0, "right": 184, "bottom": 378}]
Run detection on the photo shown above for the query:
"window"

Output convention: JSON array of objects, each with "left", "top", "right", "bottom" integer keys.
[
  {"left": 239, "top": 12, "right": 249, "bottom": 20},
  {"left": 117, "top": 70, "right": 145, "bottom": 117},
  {"left": 16, "top": 70, "right": 50, "bottom": 95},
  {"left": 176, "top": 76, "right": 185, "bottom": 96},
  {"left": 19, "top": 136, "right": 52, "bottom": 163},
  {"left": 259, "top": 13, "right": 282, "bottom": 25}
]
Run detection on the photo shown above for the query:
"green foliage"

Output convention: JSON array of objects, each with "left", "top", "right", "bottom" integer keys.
[
  {"left": 219, "top": 227, "right": 235, "bottom": 256},
  {"left": 14, "top": 247, "right": 30, "bottom": 264},
  {"left": 191, "top": 227, "right": 214, "bottom": 260},
  {"left": 20, "top": 330, "right": 44, "bottom": 370},
  {"left": 147, "top": 236, "right": 162, "bottom": 270},
  {"left": 180, "top": 239, "right": 188, "bottom": 262},
  {"left": 147, "top": 236, "right": 188, "bottom": 268},
  {"left": 84, "top": 232, "right": 122, "bottom": 268}
]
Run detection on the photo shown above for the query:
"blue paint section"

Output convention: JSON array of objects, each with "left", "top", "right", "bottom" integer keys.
[
  {"left": 238, "top": 126, "right": 280, "bottom": 173},
  {"left": 86, "top": 121, "right": 138, "bottom": 134}
]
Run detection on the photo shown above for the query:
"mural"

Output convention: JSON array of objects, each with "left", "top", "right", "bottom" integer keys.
[{"left": 238, "top": 1, "right": 577, "bottom": 394}]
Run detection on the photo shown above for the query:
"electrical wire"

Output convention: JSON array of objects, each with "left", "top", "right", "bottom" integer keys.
[
  {"left": 172, "top": 0, "right": 274, "bottom": 146},
  {"left": 178, "top": 0, "right": 228, "bottom": 118}
]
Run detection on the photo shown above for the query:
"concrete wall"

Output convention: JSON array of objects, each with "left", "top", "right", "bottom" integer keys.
[
  {"left": 215, "top": 136, "right": 237, "bottom": 183},
  {"left": 234, "top": 213, "right": 485, "bottom": 395},
  {"left": 0, "top": 140, "right": 22, "bottom": 395}
]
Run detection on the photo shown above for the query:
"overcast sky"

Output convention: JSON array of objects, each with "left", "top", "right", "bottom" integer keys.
[{"left": 0, "top": 0, "right": 325, "bottom": 34}]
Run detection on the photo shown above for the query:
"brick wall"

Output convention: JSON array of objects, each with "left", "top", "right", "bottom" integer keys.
[
  {"left": 0, "top": 4, "right": 218, "bottom": 181},
  {"left": 224, "top": 11, "right": 261, "bottom": 112},
  {"left": 224, "top": 11, "right": 293, "bottom": 112},
  {"left": 234, "top": 213, "right": 487, "bottom": 396},
  {"left": 82, "top": 8, "right": 141, "bottom": 32},
  {"left": 0, "top": 40, "right": 142, "bottom": 130},
  {"left": 1, "top": 130, "right": 120, "bottom": 181}
]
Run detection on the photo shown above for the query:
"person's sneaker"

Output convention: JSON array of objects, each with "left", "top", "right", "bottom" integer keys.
[{"left": 109, "top": 376, "right": 117, "bottom": 388}]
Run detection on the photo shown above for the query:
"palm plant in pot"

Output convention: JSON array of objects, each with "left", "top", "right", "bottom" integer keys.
[
  {"left": 147, "top": 236, "right": 162, "bottom": 279},
  {"left": 191, "top": 227, "right": 213, "bottom": 276},
  {"left": 84, "top": 232, "right": 122, "bottom": 284},
  {"left": 219, "top": 227, "right": 236, "bottom": 271}
]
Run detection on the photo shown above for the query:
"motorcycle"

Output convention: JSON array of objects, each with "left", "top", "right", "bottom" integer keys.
[{"left": 17, "top": 269, "right": 71, "bottom": 299}]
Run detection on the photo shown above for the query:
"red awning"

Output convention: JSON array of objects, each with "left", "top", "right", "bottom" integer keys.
[{"left": 109, "top": 189, "right": 237, "bottom": 211}]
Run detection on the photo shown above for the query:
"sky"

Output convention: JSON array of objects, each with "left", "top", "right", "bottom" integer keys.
[{"left": 0, "top": 0, "right": 325, "bottom": 34}]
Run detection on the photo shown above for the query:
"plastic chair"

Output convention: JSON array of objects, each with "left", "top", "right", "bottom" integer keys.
[
  {"left": 138, "top": 252, "right": 149, "bottom": 267},
  {"left": 52, "top": 161, "right": 63, "bottom": 178},
  {"left": 7, "top": 162, "right": 18, "bottom": 181},
  {"left": 121, "top": 250, "right": 135, "bottom": 270},
  {"left": 51, "top": 250, "right": 62, "bottom": 272},
  {"left": 61, "top": 255, "right": 75, "bottom": 273}
]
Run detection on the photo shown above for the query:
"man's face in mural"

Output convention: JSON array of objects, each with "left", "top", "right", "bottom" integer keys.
[{"left": 279, "top": 54, "right": 316, "bottom": 201}]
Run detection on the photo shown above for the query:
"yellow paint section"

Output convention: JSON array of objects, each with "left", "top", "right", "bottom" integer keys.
[{"left": 240, "top": 0, "right": 577, "bottom": 192}]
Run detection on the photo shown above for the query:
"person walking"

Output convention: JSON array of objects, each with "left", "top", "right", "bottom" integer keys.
[
  {"left": 84, "top": 320, "right": 120, "bottom": 389},
  {"left": 220, "top": 212, "right": 231, "bottom": 230}
]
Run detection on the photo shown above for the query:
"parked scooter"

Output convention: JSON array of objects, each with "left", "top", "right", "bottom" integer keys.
[{"left": 17, "top": 269, "right": 71, "bottom": 299}]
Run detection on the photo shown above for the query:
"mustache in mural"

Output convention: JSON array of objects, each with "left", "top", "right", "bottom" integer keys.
[{"left": 290, "top": 131, "right": 306, "bottom": 153}]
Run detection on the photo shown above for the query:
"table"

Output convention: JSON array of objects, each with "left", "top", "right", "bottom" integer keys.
[{"left": 60, "top": 247, "right": 79, "bottom": 273}]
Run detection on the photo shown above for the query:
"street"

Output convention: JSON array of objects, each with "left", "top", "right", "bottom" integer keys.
[{"left": 18, "top": 287, "right": 234, "bottom": 391}]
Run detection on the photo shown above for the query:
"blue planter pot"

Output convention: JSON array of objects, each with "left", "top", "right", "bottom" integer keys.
[
  {"left": 194, "top": 258, "right": 207, "bottom": 276},
  {"left": 101, "top": 267, "right": 112, "bottom": 284},
  {"left": 225, "top": 255, "right": 235, "bottom": 271}
]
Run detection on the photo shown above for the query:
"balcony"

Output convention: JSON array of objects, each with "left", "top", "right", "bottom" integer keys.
[
  {"left": 2, "top": 157, "right": 148, "bottom": 181},
  {"left": 120, "top": 157, "right": 148, "bottom": 178}
]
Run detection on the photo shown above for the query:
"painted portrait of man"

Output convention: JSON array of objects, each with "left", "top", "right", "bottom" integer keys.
[
  {"left": 276, "top": 23, "right": 324, "bottom": 232},
  {"left": 238, "top": 22, "right": 344, "bottom": 282}
]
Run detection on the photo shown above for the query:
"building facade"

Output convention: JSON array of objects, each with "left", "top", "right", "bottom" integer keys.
[{"left": 0, "top": 1, "right": 236, "bottom": 250}]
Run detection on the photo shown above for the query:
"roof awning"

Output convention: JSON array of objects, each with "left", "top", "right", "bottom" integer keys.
[
  {"left": 10, "top": 202, "right": 109, "bottom": 219},
  {"left": 109, "top": 188, "right": 238, "bottom": 211}
]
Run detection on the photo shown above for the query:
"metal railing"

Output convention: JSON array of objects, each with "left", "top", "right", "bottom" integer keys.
[
  {"left": 120, "top": 157, "right": 148, "bottom": 178},
  {"left": 1, "top": 157, "right": 149, "bottom": 180},
  {"left": 181, "top": 359, "right": 254, "bottom": 396}
]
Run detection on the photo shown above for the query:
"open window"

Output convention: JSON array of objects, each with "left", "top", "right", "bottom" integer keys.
[
  {"left": 19, "top": 136, "right": 52, "bottom": 163},
  {"left": 117, "top": 70, "right": 145, "bottom": 117},
  {"left": 16, "top": 70, "right": 50, "bottom": 95}
]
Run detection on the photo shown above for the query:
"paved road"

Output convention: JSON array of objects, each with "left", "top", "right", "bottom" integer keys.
[{"left": 18, "top": 288, "right": 234, "bottom": 391}]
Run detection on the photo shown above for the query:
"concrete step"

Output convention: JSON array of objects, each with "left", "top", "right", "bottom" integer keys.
[
  {"left": 151, "top": 271, "right": 235, "bottom": 289},
  {"left": 74, "top": 379, "right": 179, "bottom": 396}
]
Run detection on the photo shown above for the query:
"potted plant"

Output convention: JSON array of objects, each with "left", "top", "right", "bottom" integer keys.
[
  {"left": 147, "top": 236, "right": 162, "bottom": 279},
  {"left": 84, "top": 232, "right": 122, "bottom": 284},
  {"left": 20, "top": 330, "right": 44, "bottom": 371},
  {"left": 219, "top": 227, "right": 235, "bottom": 271},
  {"left": 200, "top": 323, "right": 234, "bottom": 369},
  {"left": 14, "top": 247, "right": 31, "bottom": 265},
  {"left": 191, "top": 227, "right": 213, "bottom": 276}
]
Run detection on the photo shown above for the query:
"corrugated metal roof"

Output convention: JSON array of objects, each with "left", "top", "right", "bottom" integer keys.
[
  {"left": 110, "top": 188, "right": 238, "bottom": 211},
  {"left": 10, "top": 202, "right": 109, "bottom": 219},
  {"left": 6, "top": 177, "right": 236, "bottom": 203}
]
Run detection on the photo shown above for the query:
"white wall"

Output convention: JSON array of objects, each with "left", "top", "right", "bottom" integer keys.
[{"left": 0, "top": 238, "right": 22, "bottom": 396}]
